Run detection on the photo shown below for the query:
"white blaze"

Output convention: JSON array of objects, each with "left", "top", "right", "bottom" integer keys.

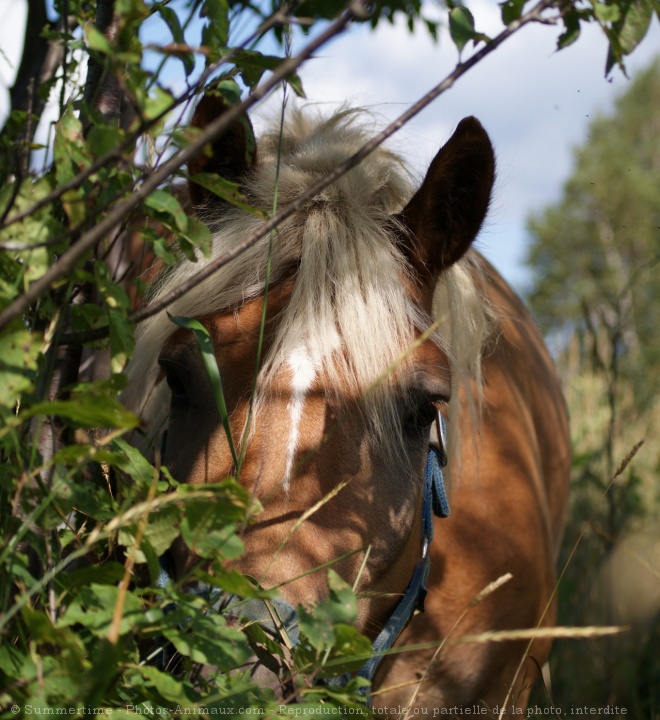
[{"left": 283, "top": 345, "right": 317, "bottom": 490}]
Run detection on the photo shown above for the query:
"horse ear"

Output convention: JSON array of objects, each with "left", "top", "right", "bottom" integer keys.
[
  {"left": 188, "top": 93, "right": 257, "bottom": 206},
  {"left": 397, "top": 117, "right": 495, "bottom": 279}
]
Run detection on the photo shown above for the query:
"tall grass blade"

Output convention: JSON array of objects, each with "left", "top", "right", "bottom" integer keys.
[{"left": 168, "top": 313, "right": 239, "bottom": 470}]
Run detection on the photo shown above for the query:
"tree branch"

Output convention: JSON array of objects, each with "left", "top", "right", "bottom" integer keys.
[
  {"left": 0, "top": 3, "right": 363, "bottom": 332},
  {"left": 0, "top": 1, "right": 299, "bottom": 235},
  {"left": 58, "top": 0, "right": 558, "bottom": 344},
  {"left": 129, "top": 0, "right": 560, "bottom": 325}
]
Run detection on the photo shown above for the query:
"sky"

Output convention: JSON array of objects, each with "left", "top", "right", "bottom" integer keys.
[
  {"left": 1, "top": 0, "right": 659, "bottom": 292},
  {"left": 286, "top": 3, "right": 660, "bottom": 291}
]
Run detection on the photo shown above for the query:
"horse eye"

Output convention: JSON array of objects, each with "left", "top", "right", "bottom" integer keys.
[
  {"left": 160, "top": 363, "right": 189, "bottom": 406},
  {"left": 166, "top": 371, "right": 186, "bottom": 398},
  {"left": 404, "top": 401, "right": 438, "bottom": 435}
]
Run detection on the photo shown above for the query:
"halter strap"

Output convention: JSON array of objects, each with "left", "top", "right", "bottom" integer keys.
[
  {"left": 156, "top": 439, "right": 450, "bottom": 692},
  {"left": 355, "top": 442, "right": 450, "bottom": 685}
]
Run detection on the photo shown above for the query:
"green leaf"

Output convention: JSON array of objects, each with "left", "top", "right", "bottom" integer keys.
[
  {"left": 0, "top": 642, "right": 36, "bottom": 679},
  {"left": 216, "top": 78, "right": 242, "bottom": 106},
  {"left": 145, "top": 188, "right": 188, "bottom": 232},
  {"left": 6, "top": 550, "right": 37, "bottom": 587},
  {"left": 286, "top": 71, "right": 306, "bottom": 99},
  {"left": 617, "top": 0, "right": 653, "bottom": 51},
  {"left": 297, "top": 606, "right": 335, "bottom": 653},
  {"left": 177, "top": 478, "right": 250, "bottom": 514},
  {"left": 108, "top": 307, "right": 135, "bottom": 374},
  {"left": 168, "top": 315, "right": 239, "bottom": 468},
  {"left": 85, "top": 24, "right": 114, "bottom": 54},
  {"left": 605, "top": 0, "right": 653, "bottom": 74},
  {"left": 500, "top": 0, "right": 526, "bottom": 24},
  {"left": 232, "top": 49, "right": 283, "bottom": 89},
  {"left": 56, "top": 562, "right": 126, "bottom": 592},
  {"left": 155, "top": 3, "right": 184, "bottom": 45},
  {"left": 52, "top": 471, "right": 116, "bottom": 521},
  {"left": 326, "top": 569, "right": 358, "bottom": 624},
  {"left": 125, "top": 665, "right": 193, "bottom": 705},
  {"left": 593, "top": 1, "right": 622, "bottom": 23},
  {"left": 180, "top": 512, "right": 244, "bottom": 560},
  {"left": 0, "top": 323, "right": 41, "bottom": 410},
  {"left": 319, "top": 623, "right": 372, "bottom": 676},
  {"left": 201, "top": 0, "right": 230, "bottom": 51},
  {"left": 141, "top": 534, "right": 163, "bottom": 584},
  {"left": 557, "top": 8, "right": 582, "bottom": 49},
  {"left": 143, "top": 504, "right": 181, "bottom": 556},
  {"left": 161, "top": 602, "right": 252, "bottom": 669},
  {"left": 449, "top": 6, "right": 476, "bottom": 55},
  {"left": 302, "top": 674, "right": 371, "bottom": 710},
  {"left": 244, "top": 622, "right": 286, "bottom": 658},
  {"left": 201, "top": 566, "right": 277, "bottom": 599},
  {"left": 295, "top": 569, "right": 363, "bottom": 664},
  {"left": 155, "top": 6, "right": 195, "bottom": 76},
  {"left": 61, "top": 188, "right": 86, "bottom": 226},
  {"left": 424, "top": 18, "right": 440, "bottom": 42},
  {"left": 58, "top": 584, "right": 144, "bottom": 637},
  {"left": 52, "top": 444, "right": 126, "bottom": 468},
  {"left": 179, "top": 215, "right": 213, "bottom": 257},
  {"left": 24, "top": 393, "right": 140, "bottom": 430},
  {"left": 144, "top": 85, "right": 175, "bottom": 122},
  {"left": 113, "top": 437, "right": 156, "bottom": 489},
  {"left": 20, "top": 606, "right": 88, "bottom": 666},
  {"left": 87, "top": 125, "right": 125, "bottom": 157},
  {"left": 188, "top": 173, "right": 266, "bottom": 217},
  {"left": 54, "top": 106, "right": 91, "bottom": 188},
  {"left": 115, "top": 0, "right": 150, "bottom": 18},
  {"left": 184, "top": 522, "right": 245, "bottom": 560},
  {"left": 144, "top": 226, "right": 179, "bottom": 265},
  {"left": 0, "top": 178, "right": 67, "bottom": 295}
]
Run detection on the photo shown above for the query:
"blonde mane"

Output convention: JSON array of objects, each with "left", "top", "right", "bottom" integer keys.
[{"left": 124, "top": 108, "right": 494, "bottom": 463}]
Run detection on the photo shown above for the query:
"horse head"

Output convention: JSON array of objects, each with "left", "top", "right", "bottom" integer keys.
[{"left": 125, "top": 95, "right": 499, "bottom": 697}]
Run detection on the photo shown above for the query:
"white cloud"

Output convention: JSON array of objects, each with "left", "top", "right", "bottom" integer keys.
[{"left": 290, "top": 3, "right": 660, "bottom": 289}]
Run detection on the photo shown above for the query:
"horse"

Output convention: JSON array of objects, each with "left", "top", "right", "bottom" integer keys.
[{"left": 123, "top": 95, "right": 571, "bottom": 715}]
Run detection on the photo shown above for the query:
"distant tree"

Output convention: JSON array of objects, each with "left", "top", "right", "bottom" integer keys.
[
  {"left": 527, "top": 58, "right": 660, "bottom": 405},
  {"left": 525, "top": 57, "right": 660, "bottom": 717}
]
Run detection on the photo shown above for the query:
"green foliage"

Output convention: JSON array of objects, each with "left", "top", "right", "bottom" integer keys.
[
  {"left": 557, "top": 0, "right": 658, "bottom": 70},
  {"left": 168, "top": 314, "right": 240, "bottom": 468},
  {"left": 527, "top": 58, "right": 660, "bottom": 404},
  {"left": 0, "top": 21, "right": 374, "bottom": 684},
  {"left": 525, "top": 57, "right": 660, "bottom": 717},
  {"left": 295, "top": 570, "right": 373, "bottom": 678},
  {"left": 449, "top": 7, "right": 485, "bottom": 57}
]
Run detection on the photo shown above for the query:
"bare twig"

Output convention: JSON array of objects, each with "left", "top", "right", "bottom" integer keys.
[
  {"left": 59, "top": 0, "right": 560, "bottom": 347},
  {"left": 129, "top": 0, "right": 557, "bottom": 327},
  {"left": 0, "top": 4, "right": 362, "bottom": 331},
  {"left": 107, "top": 467, "right": 159, "bottom": 644},
  {"left": 0, "top": 1, "right": 300, "bottom": 237},
  {"left": 8, "top": 0, "right": 556, "bottom": 338}
]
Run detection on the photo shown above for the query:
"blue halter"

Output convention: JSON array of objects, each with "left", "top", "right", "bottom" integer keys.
[
  {"left": 156, "top": 439, "right": 450, "bottom": 691},
  {"left": 353, "top": 442, "right": 450, "bottom": 684}
]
